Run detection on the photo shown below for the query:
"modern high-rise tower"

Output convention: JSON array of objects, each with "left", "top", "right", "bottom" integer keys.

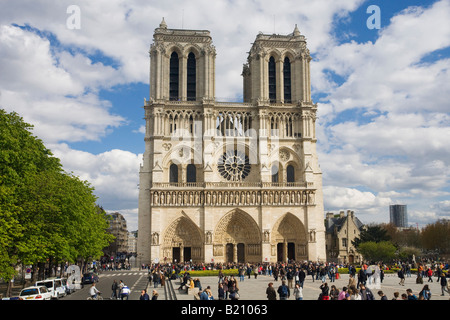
[{"left": 390, "top": 204, "right": 408, "bottom": 228}]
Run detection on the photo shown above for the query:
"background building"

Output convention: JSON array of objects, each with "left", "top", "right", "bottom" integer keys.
[
  {"left": 390, "top": 204, "right": 408, "bottom": 228},
  {"left": 137, "top": 20, "right": 326, "bottom": 264},
  {"left": 104, "top": 212, "right": 129, "bottom": 257},
  {"left": 325, "top": 210, "right": 365, "bottom": 264}
]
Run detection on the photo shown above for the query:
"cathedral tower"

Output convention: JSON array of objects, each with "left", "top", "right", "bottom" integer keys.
[{"left": 137, "top": 20, "right": 326, "bottom": 265}]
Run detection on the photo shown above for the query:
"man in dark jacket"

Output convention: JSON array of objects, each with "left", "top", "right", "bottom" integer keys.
[{"left": 277, "top": 280, "right": 290, "bottom": 300}]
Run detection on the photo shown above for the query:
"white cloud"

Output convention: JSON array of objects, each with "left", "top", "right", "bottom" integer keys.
[
  {"left": 0, "top": 24, "right": 125, "bottom": 144},
  {"left": 1, "top": 0, "right": 449, "bottom": 230},
  {"left": 50, "top": 143, "right": 142, "bottom": 230}
]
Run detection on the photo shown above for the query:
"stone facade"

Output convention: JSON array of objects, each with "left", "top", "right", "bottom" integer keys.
[
  {"left": 137, "top": 19, "right": 326, "bottom": 265},
  {"left": 325, "top": 210, "right": 365, "bottom": 264}
]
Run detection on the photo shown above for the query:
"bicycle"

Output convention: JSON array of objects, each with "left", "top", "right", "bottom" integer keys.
[{"left": 87, "top": 292, "right": 103, "bottom": 300}]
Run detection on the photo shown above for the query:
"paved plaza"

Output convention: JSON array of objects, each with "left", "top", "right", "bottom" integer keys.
[{"left": 147, "top": 272, "right": 450, "bottom": 301}]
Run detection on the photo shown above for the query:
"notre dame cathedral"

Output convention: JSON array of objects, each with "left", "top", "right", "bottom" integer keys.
[{"left": 137, "top": 18, "right": 326, "bottom": 265}]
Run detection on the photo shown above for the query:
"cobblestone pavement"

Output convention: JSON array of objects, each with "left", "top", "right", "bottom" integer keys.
[{"left": 148, "top": 273, "right": 450, "bottom": 301}]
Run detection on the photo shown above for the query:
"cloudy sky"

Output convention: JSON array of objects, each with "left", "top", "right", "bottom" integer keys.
[{"left": 1, "top": 0, "right": 449, "bottom": 231}]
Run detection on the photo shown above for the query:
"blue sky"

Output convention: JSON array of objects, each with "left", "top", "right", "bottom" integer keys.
[{"left": 1, "top": 0, "right": 449, "bottom": 231}]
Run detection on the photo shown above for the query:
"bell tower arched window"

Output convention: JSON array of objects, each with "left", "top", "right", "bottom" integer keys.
[
  {"left": 268, "top": 56, "right": 276, "bottom": 103},
  {"left": 287, "top": 165, "right": 295, "bottom": 183},
  {"left": 169, "top": 52, "right": 179, "bottom": 101},
  {"left": 283, "top": 57, "right": 291, "bottom": 103},
  {"left": 186, "top": 164, "right": 196, "bottom": 183},
  {"left": 271, "top": 164, "right": 279, "bottom": 183},
  {"left": 170, "top": 163, "right": 179, "bottom": 183},
  {"left": 187, "top": 52, "right": 196, "bottom": 101}
]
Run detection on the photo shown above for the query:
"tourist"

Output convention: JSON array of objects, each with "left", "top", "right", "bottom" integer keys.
[
  {"left": 152, "top": 290, "right": 159, "bottom": 300},
  {"left": 392, "top": 291, "right": 400, "bottom": 300},
  {"left": 319, "top": 282, "right": 329, "bottom": 300},
  {"left": 348, "top": 274, "right": 356, "bottom": 288},
  {"left": 329, "top": 285, "right": 339, "bottom": 300},
  {"left": 398, "top": 268, "right": 405, "bottom": 286},
  {"left": 140, "top": 289, "right": 149, "bottom": 300},
  {"left": 338, "top": 286, "right": 349, "bottom": 300},
  {"left": 266, "top": 282, "right": 277, "bottom": 300},
  {"left": 419, "top": 285, "right": 431, "bottom": 300},
  {"left": 377, "top": 290, "right": 387, "bottom": 300},
  {"left": 293, "top": 283, "right": 303, "bottom": 300},
  {"left": 277, "top": 280, "right": 290, "bottom": 300},
  {"left": 359, "top": 284, "right": 374, "bottom": 300},
  {"left": 440, "top": 274, "right": 449, "bottom": 296},
  {"left": 218, "top": 283, "right": 225, "bottom": 300},
  {"left": 406, "top": 288, "right": 417, "bottom": 300}
]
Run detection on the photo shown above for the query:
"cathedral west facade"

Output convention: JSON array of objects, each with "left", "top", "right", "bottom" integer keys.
[{"left": 137, "top": 19, "right": 326, "bottom": 264}]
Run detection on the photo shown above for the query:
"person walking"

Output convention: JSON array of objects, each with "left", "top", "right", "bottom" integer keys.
[
  {"left": 357, "top": 268, "right": 367, "bottom": 289},
  {"left": 266, "top": 282, "right": 277, "bottom": 300},
  {"left": 111, "top": 280, "right": 118, "bottom": 299},
  {"left": 277, "top": 280, "right": 290, "bottom": 300},
  {"left": 440, "top": 274, "right": 449, "bottom": 296},
  {"left": 398, "top": 268, "right": 405, "bottom": 286}
]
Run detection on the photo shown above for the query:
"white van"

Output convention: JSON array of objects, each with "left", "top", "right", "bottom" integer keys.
[{"left": 35, "top": 278, "right": 67, "bottom": 299}]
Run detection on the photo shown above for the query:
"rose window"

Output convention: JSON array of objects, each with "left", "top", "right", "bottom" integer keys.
[{"left": 218, "top": 150, "right": 251, "bottom": 181}]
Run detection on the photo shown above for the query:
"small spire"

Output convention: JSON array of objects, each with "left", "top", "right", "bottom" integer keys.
[
  {"left": 159, "top": 17, "right": 167, "bottom": 29},
  {"left": 293, "top": 24, "right": 300, "bottom": 36}
]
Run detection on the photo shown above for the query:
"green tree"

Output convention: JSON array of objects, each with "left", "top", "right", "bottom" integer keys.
[
  {"left": 421, "top": 219, "right": 450, "bottom": 254},
  {"left": 352, "top": 224, "right": 391, "bottom": 248},
  {"left": 357, "top": 241, "right": 397, "bottom": 263},
  {"left": 0, "top": 109, "right": 113, "bottom": 295}
]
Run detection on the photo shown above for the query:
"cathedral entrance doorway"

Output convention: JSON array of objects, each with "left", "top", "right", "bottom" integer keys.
[
  {"left": 225, "top": 243, "right": 246, "bottom": 263},
  {"left": 163, "top": 216, "right": 203, "bottom": 263},
  {"left": 272, "top": 213, "right": 308, "bottom": 262},
  {"left": 276, "top": 242, "right": 296, "bottom": 262},
  {"left": 214, "top": 209, "right": 261, "bottom": 263}
]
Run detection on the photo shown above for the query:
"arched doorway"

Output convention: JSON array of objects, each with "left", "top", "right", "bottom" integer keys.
[
  {"left": 162, "top": 216, "right": 203, "bottom": 263},
  {"left": 214, "top": 209, "right": 261, "bottom": 263},
  {"left": 272, "top": 213, "right": 307, "bottom": 262}
]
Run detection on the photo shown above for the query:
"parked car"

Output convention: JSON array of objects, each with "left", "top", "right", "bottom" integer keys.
[
  {"left": 82, "top": 272, "right": 99, "bottom": 284},
  {"left": 19, "top": 286, "right": 52, "bottom": 300},
  {"left": 60, "top": 278, "right": 74, "bottom": 294},
  {"left": 35, "top": 278, "right": 67, "bottom": 299}
]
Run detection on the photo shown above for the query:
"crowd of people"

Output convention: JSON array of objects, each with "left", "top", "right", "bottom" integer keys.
[{"left": 138, "top": 259, "right": 448, "bottom": 301}]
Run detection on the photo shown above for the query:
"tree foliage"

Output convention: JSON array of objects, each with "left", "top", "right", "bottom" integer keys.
[
  {"left": 357, "top": 241, "right": 397, "bottom": 263},
  {"left": 352, "top": 224, "right": 391, "bottom": 249},
  {"left": 0, "top": 109, "right": 114, "bottom": 283},
  {"left": 421, "top": 219, "right": 450, "bottom": 254}
]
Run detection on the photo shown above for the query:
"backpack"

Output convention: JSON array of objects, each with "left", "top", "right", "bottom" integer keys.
[{"left": 280, "top": 285, "right": 288, "bottom": 297}]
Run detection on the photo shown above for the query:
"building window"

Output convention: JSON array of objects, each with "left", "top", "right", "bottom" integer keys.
[
  {"left": 186, "top": 164, "right": 196, "bottom": 183},
  {"left": 268, "top": 56, "right": 276, "bottom": 103},
  {"left": 170, "top": 52, "right": 179, "bottom": 101},
  {"left": 342, "top": 238, "right": 348, "bottom": 248},
  {"left": 187, "top": 52, "right": 196, "bottom": 101},
  {"left": 283, "top": 57, "right": 291, "bottom": 103},
  {"left": 271, "top": 164, "right": 279, "bottom": 183},
  {"left": 170, "top": 163, "right": 179, "bottom": 183},
  {"left": 286, "top": 165, "right": 295, "bottom": 183}
]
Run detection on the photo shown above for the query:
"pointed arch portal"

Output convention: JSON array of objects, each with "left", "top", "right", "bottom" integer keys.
[
  {"left": 271, "top": 213, "right": 308, "bottom": 262},
  {"left": 213, "top": 209, "right": 261, "bottom": 263},
  {"left": 162, "top": 216, "right": 203, "bottom": 263}
]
